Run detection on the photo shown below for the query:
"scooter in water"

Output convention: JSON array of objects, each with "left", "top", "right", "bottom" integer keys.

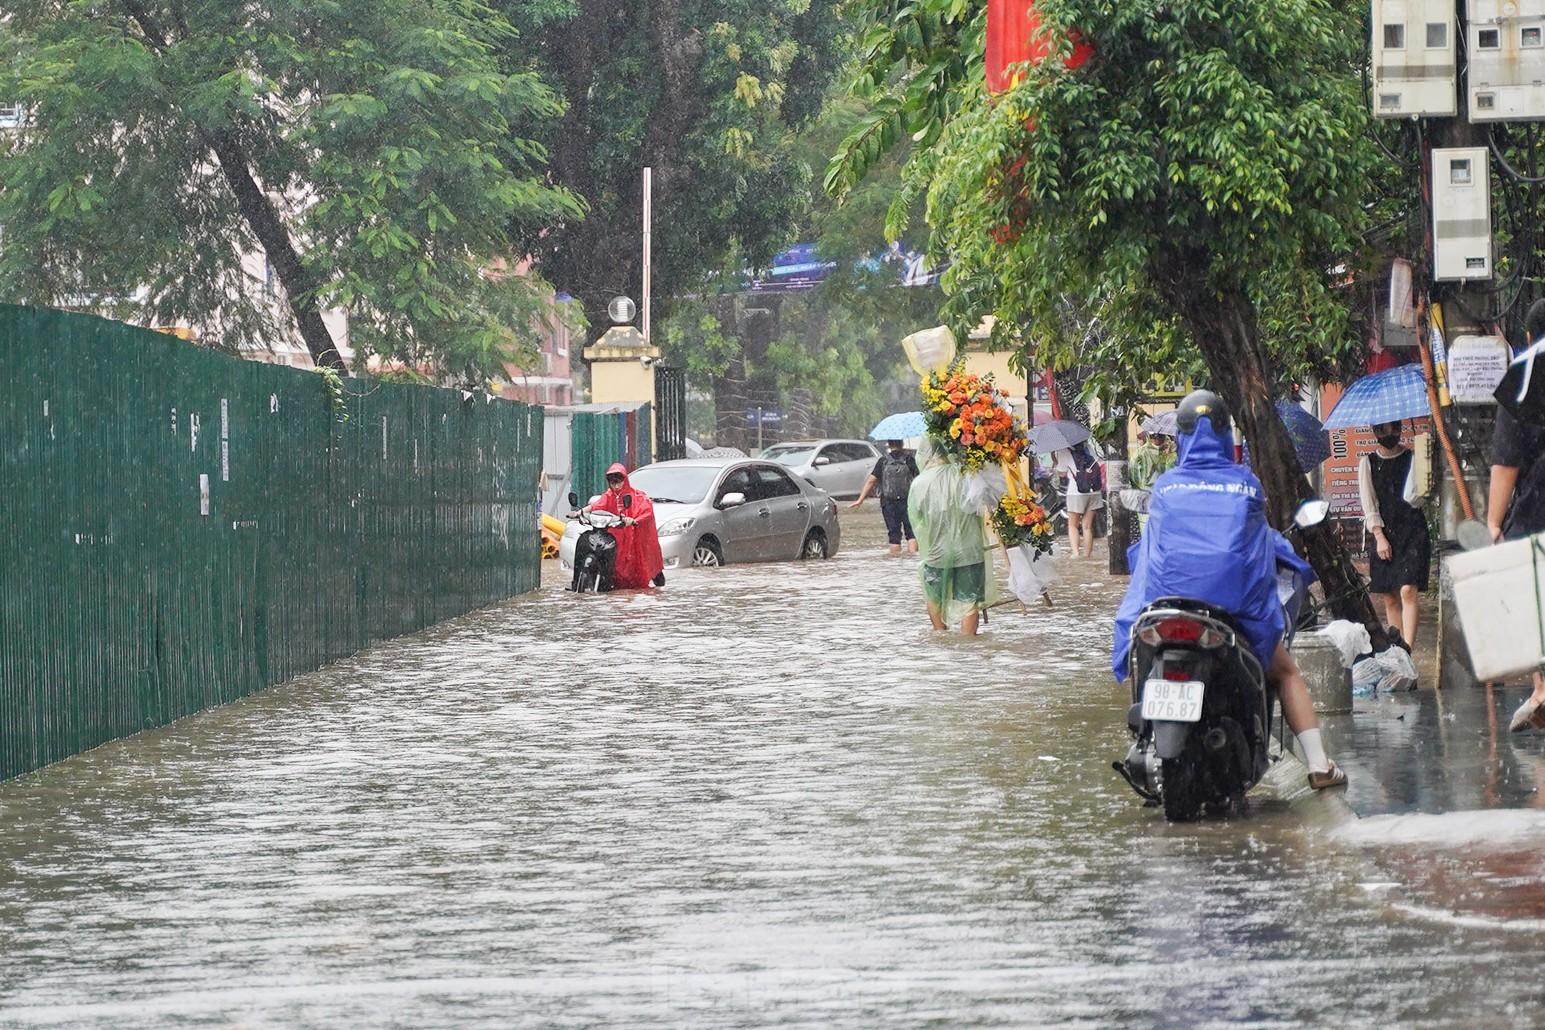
[
  {"left": 564, "top": 491, "right": 630, "bottom": 593},
  {"left": 1113, "top": 499, "right": 1327, "bottom": 821}
]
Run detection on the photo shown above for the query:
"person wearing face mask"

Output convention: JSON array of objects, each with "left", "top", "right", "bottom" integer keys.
[{"left": 1357, "top": 419, "right": 1430, "bottom": 649}]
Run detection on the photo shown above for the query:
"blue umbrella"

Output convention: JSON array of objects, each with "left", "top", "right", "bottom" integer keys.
[
  {"left": 1243, "top": 402, "right": 1331, "bottom": 471},
  {"left": 869, "top": 411, "right": 927, "bottom": 440},
  {"left": 1322, "top": 363, "right": 1431, "bottom": 430}
]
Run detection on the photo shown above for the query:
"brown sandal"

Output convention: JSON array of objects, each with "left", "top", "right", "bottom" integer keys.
[{"left": 1307, "top": 761, "right": 1348, "bottom": 790}]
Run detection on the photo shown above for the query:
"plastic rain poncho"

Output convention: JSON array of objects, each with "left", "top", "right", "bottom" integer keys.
[
  {"left": 908, "top": 455, "right": 999, "bottom": 625},
  {"left": 590, "top": 463, "right": 665, "bottom": 590},
  {"left": 1111, "top": 414, "right": 1313, "bottom": 681}
]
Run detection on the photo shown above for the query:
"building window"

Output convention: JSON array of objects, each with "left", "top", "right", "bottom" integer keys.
[
  {"left": 1383, "top": 24, "right": 1405, "bottom": 49},
  {"left": 1379, "top": 93, "right": 1402, "bottom": 111},
  {"left": 1426, "top": 23, "right": 1447, "bottom": 48},
  {"left": 1524, "top": 26, "right": 1543, "bottom": 48},
  {"left": 1478, "top": 28, "right": 1501, "bottom": 49},
  {"left": 0, "top": 103, "right": 21, "bottom": 127}
]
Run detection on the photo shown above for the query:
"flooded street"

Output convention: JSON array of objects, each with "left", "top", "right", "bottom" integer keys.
[{"left": 4, "top": 512, "right": 1545, "bottom": 1027}]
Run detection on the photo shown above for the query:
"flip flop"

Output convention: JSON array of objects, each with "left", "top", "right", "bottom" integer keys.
[
  {"left": 1307, "top": 761, "right": 1348, "bottom": 790},
  {"left": 1509, "top": 696, "right": 1545, "bottom": 733}
]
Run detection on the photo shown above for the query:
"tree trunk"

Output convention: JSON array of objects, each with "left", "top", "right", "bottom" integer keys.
[
  {"left": 120, "top": 2, "right": 346, "bottom": 372},
  {"left": 1165, "top": 282, "right": 1388, "bottom": 649},
  {"left": 1107, "top": 409, "right": 1133, "bottom": 576}
]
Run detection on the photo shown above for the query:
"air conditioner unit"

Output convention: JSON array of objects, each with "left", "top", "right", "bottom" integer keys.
[
  {"left": 1468, "top": 1, "right": 1545, "bottom": 120},
  {"left": 1431, "top": 147, "right": 1493, "bottom": 281},
  {"left": 1371, "top": 1, "right": 1458, "bottom": 118}
]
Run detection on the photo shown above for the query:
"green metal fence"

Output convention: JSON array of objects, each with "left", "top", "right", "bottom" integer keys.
[
  {"left": 0, "top": 305, "right": 542, "bottom": 781},
  {"left": 570, "top": 404, "right": 653, "bottom": 502}
]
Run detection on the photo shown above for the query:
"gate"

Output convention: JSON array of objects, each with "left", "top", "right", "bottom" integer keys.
[{"left": 655, "top": 365, "right": 688, "bottom": 461}]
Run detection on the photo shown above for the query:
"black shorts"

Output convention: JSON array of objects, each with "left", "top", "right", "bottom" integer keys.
[{"left": 880, "top": 497, "right": 914, "bottom": 544}]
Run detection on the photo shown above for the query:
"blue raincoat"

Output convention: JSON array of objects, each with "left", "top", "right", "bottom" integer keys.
[{"left": 1112, "top": 415, "right": 1313, "bottom": 681}]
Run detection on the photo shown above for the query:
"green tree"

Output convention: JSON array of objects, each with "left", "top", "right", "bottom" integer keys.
[
  {"left": 832, "top": 0, "right": 1389, "bottom": 632},
  {"left": 0, "top": 0, "right": 582, "bottom": 381},
  {"left": 498, "top": 0, "right": 848, "bottom": 333}
]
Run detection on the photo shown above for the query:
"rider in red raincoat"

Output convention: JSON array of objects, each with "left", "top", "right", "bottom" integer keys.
[{"left": 583, "top": 463, "right": 665, "bottom": 589}]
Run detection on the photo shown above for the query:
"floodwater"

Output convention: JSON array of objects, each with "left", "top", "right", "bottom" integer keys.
[{"left": 3, "top": 512, "right": 1545, "bottom": 1027}]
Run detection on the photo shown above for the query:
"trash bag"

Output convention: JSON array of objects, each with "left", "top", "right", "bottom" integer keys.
[
  {"left": 1321, "top": 620, "right": 1372, "bottom": 669},
  {"left": 1006, "top": 544, "right": 1057, "bottom": 604},
  {"left": 1351, "top": 645, "right": 1418, "bottom": 696}
]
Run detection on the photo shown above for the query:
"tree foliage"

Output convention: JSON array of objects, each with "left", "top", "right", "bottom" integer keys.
[
  {"left": 0, "top": 0, "right": 582, "bottom": 382},
  {"left": 832, "top": 0, "right": 1390, "bottom": 631},
  {"left": 500, "top": 0, "right": 849, "bottom": 332}
]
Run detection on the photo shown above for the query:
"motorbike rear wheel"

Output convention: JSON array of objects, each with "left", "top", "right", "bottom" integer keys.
[{"left": 1160, "top": 756, "right": 1205, "bottom": 823}]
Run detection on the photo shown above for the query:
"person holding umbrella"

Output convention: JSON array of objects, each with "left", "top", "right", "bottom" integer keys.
[
  {"left": 1053, "top": 440, "right": 1104, "bottom": 558},
  {"left": 1357, "top": 419, "right": 1430, "bottom": 649}
]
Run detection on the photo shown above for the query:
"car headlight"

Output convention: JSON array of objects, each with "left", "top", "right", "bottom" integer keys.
[{"left": 658, "top": 517, "right": 696, "bottom": 537}]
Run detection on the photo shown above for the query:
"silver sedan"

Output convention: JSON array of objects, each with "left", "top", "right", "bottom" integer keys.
[
  {"left": 625, "top": 458, "right": 842, "bottom": 568},
  {"left": 758, "top": 439, "right": 880, "bottom": 499}
]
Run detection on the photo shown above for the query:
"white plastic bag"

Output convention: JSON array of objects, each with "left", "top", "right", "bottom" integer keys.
[
  {"left": 1006, "top": 544, "right": 1057, "bottom": 604},
  {"left": 1375, "top": 645, "right": 1418, "bottom": 693},
  {"left": 962, "top": 465, "right": 1008, "bottom": 514},
  {"left": 1351, "top": 645, "right": 1418, "bottom": 695},
  {"left": 1321, "top": 620, "right": 1372, "bottom": 669}
]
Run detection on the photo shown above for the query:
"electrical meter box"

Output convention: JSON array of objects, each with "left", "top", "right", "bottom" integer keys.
[
  {"left": 1431, "top": 147, "right": 1493, "bottom": 281},
  {"left": 1371, "top": 1, "right": 1458, "bottom": 117},
  {"left": 1468, "top": 1, "right": 1545, "bottom": 120}
]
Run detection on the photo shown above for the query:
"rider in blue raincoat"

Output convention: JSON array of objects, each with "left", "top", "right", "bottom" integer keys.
[{"left": 1111, "top": 390, "right": 1346, "bottom": 790}]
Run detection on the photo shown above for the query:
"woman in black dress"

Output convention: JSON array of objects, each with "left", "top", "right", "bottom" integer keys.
[{"left": 1357, "top": 420, "right": 1431, "bottom": 649}]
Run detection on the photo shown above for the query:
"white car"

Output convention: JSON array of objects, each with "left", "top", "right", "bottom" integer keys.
[{"left": 757, "top": 439, "right": 880, "bottom": 499}]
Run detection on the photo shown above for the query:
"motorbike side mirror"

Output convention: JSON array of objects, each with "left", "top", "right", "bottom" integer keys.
[
  {"left": 1456, "top": 518, "right": 1493, "bottom": 551},
  {"left": 719, "top": 491, "right": 746, "bottom": 508},
  {"left": 622, "top": 494, "right": 632, "bottom": 510},
  {"left": 1293, "top": 498, "right": 1330, "bottom": 529},
  {"left": 567, "top": 491, "right": 579, "bottom": 508}
]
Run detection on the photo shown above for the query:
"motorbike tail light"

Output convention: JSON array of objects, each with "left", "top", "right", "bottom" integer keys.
[
  {"left": 1138, "top": 616, "right": 1225, "bottom": 649},
  {"left": 1161, "top": 665, "right": 1193, "bottom": 681}
]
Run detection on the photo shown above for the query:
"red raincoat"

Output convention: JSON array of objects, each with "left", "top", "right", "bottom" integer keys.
[{"left": 591, "top": 463, "right": 665, "bottom": 589}]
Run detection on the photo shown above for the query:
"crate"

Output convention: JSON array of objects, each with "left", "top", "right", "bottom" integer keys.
[{"left": 1448, "top": 532, "right": 1545, "bottom": 681}]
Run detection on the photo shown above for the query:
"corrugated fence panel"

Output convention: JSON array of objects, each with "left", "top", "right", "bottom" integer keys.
[{"left": 0, "top": 305, "right": 542, "bottom": 782}]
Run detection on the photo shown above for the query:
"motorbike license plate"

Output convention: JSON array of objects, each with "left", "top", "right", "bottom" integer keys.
[{"left": 1141, "top": 680, "right": 1205, "bottom": 722}]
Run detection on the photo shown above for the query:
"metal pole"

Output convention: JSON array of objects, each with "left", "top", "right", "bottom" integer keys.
[
  {"left": 642, "top": 167, "right": 653, "bottom": 347},
  {"left": 756, "top": 406, "right": 763, "bottom": 453}
]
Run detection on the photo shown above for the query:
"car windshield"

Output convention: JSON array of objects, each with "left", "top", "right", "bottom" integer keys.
[
  {"left": 761, "top": 445, "right": 817, "bottom": 466},
  {"left": 627, "top": 465, "right": 722, "bottom": 504}
]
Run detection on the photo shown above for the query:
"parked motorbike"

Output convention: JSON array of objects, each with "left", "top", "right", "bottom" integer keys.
[
  {"left": 1114, "top": 499, "right": 1327, "bottom": 821},
  {"left": 565, "top": 491, "right": 629, "bottom": 593}
]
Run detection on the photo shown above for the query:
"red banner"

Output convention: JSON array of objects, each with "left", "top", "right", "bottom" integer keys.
[{"left": 986, "top": 0, "right": 1093, "bottom": 94}]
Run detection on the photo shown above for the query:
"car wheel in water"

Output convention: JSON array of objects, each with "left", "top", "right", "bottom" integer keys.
[
  {"left": 800, "top": 530, "right": 828, "bottom": 560},
  {"left": 692, "top": 538, "right": 723, "bottom": 567}
]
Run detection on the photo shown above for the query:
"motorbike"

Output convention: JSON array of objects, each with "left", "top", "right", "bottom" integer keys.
[
  {"left": 565, "top": 491, "right": 630, "bottom": 593},
  {"left": 1114, "top": 499, "right": 1328, "bottom": 821}
]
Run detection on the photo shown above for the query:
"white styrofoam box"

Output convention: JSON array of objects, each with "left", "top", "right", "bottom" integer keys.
[
  {"left": 1432, "top": 147, "right": 1493, "bottom": 281},
  {"left": 1372, "top": 0, "right": 1458, "bottom": 118},
  {"left": 1448, "top": 532, "right": 1545, "bottom": 681},
  {"left": 1447, "top": 334, "right": 1511, "bottom": 403},
  {"left": 1467, "top": 1, "right": 1545, "bottom": 121}
]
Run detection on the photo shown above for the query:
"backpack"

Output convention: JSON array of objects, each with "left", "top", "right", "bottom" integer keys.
[
  {"left": 1071, "top": 446, "right": 1102, "bottom": 495},
  {"left": 879, "top": 452, "right": 917, "bottom": 501}
]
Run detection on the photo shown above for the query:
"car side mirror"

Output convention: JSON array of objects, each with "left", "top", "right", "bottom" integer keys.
[
  {"left": 813, "top": 456, "right": 832, "bottom": 467},
  {"left": 567, "top": 491, "right": 579, "bottom": 508},
  {"left": 719, "top": 491, "right": 746, "bottom": 508},
  {"left": 1293, "top": 498, "right": 1330, "bottom": 529}
]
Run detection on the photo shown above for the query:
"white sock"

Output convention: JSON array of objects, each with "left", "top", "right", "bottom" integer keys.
[{"left": 1295, "top": 728, "right": 1330, "bottom": 774}]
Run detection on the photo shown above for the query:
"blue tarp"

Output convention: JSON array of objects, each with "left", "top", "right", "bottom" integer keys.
[{"left": 1111, "top": 415, "right": 1313, "bottom": 682}]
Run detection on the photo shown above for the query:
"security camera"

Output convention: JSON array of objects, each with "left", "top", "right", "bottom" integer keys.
[{"left": 640, "top": 354, "right": 656, "bottom": 368}]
